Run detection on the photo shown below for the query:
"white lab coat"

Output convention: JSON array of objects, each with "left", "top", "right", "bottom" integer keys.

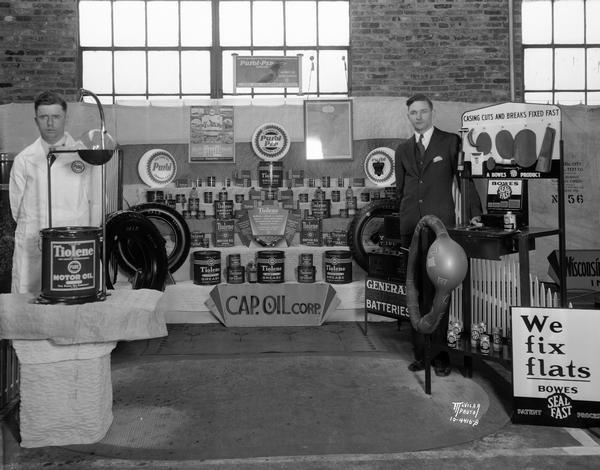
[{"left": 9, "top": 133, "right": 102, "bottom": 294}]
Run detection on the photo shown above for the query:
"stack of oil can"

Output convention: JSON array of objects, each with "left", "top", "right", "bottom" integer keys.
[
  {"left": 145, "top": 172, "right": 396, "bottom": 250},
  {"left": 191, "top": 249, "right": 353, "bottom": 285}
]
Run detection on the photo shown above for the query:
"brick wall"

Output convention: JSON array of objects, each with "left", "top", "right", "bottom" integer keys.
[
  {"left": 0, "top": 0, "right": 522, "bottom": 105},
  {"left": 0, "top": 0, "right": 80, "bottom": 104},
  {"left": 350, "top": 0, "right": 522, "bottom": 101}
]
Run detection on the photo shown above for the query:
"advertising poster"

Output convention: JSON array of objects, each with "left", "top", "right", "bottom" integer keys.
[
  {"left": 512, "top": 307, "right": 600, "bottom": 427},
  {"left": 233, "top": 55, "right": 302, "bottom": 89},
  {"left": 461, "top": 102, "right": 561, "bottom": 178},
  {"left": 189, "top": 106, "right": 235, "bottom": 163},
  {"left": 304, "top": 99, "right": 353, "bottom": 160}
]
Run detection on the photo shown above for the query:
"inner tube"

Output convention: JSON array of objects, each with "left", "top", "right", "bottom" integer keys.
[
  {"left": 406, "top": 215, "right": 468, "bottom": 334},
  {"left": 130, "top": 202, "right": 191, "bottom": 274},
  {"left": 347, "top": 199, "right": 399, "bottom": 272},
  {"left": 105, "top": 210, "right": 169, "bottom": 291}
]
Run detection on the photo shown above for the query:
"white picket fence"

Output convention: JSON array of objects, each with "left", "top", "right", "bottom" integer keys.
[{"left": 449, "top": 254, "right": 565, "bottom": 337}]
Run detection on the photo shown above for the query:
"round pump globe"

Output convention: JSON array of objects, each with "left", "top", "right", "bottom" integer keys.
[
  {"left": 79, "top": 128, "right": 117, "bottom": 151},
  {"left": 78, "top": 129, "right": 117, "bottom": 165}
]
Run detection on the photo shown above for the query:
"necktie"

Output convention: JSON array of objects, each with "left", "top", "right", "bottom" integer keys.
[{"left": 417, "top": 134, "right": 425, "bottom": 158}]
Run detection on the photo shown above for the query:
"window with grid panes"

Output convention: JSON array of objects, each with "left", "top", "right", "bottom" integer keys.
[
  {"left": 522, "top": 0, "right": 600, "bottom": 105},
  {"left": 78, "top": 0, "right": 350, "bottom": 103}
]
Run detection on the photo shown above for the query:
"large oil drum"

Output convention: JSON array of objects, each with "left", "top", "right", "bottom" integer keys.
[{"left": 39, "top": 226, "right": 102, "bottom": 303}]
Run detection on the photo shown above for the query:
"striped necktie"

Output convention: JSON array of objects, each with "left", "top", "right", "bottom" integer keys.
[{"left": 417, "top": 134, "right": 425, "bottom": 157}]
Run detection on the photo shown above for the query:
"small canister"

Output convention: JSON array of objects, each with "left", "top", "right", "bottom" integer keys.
[
  {"left": 297, "top": 265, "right": 316, "bottom": 283},
  {"left": 226, "top": 265, "right": 245, "bottom": 284},
  {"left": 247, "top": 262, "right": 258, "bottom": 283},
  {"left": 470, "top": 323, "right": 480, "bottom": 349},
  {"left": 299, "top": 253, "right": 313, "bottom": 267},
  {"left": 479, "top": 334, "right": 491, "bottom": 354},
  {"left": 503, "top": 211, "right": 516, "bottom": 230},
  {"left": 492, "top": 326, "right": 503, "bottom": 352},
  {"left": 447, "top": 329, "right": 457, "bottom": 349},
  {"left": 452, "top": 321, "right": 463, "bottom": 340},
  {"left": 218, "top": 188, "right": 228, "bottom": 202},
  {"left": 190, "top": 231, "right": 204, "bottom": 247},
  {"left": 228, "top": 253, "right": 241, "bottom": 267}
]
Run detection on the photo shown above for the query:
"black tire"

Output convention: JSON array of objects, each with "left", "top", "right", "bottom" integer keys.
[
  {"left": 347, "top": 199, "right": 399, "bottom": 272},
  {"left": 130, "top": 202, "right": 191, "bottom": 274},
  {"left": 105, "top": 210, "right": 169, "bottom": 291}
]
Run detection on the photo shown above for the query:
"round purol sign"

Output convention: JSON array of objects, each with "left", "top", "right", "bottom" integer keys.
[
  {"left": 252, "top": 123, "right": 290, "bottom": 161},
  {"left": 138, "top": 149, "right": 178, "bottom": 188},
  {"left": 363, "top": 147, "right": 396, "bottom": 186}
]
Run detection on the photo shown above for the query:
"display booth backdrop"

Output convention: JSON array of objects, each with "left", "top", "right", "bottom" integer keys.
[{"left": 2, "top": 98, "right": 599, "bottom": 282}]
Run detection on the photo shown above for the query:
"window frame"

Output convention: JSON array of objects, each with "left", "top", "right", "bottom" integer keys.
[
  {"left": 77, "top": 0, "right": 351, "bottom": 103},
  {"left": 522, "top": 0, "right": 600, "bottom": 105}
]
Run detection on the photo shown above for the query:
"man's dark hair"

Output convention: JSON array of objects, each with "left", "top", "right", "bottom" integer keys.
[
  {"left": 34, "top": 91, "right": 67, "bottom": 113},
  {"left": 406, "top": 94, "right": 433, "bottom": 110}
]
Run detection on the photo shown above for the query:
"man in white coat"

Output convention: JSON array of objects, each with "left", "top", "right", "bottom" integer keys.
[{"left": 9, "top": 91, "right": 101, "bottom": 294}]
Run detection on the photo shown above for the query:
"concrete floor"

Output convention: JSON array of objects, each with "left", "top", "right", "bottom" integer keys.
[{"left": 2, "top": 322, "right": 600, "bottom": 469}]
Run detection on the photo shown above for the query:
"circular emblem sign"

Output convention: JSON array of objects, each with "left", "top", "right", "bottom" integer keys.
[
  {"left": 363, "top": 147, "right": 395, "bottom": 186},
  {"left": 71, "top": 160, "right": 86, "bottom": 174},
  {"left": 138, "top": 149, "right": 177, "bottom": 188},
  {"left": 251, "top": 123, "right": 290, "bottom": 161}
]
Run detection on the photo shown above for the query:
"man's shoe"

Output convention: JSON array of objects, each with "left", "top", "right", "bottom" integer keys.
[
  {"left": 408, "top": 360, "right": 425, "bottom": 372},
  {"left": 434, "top": 366, "right": 451, "bottom": 377}
]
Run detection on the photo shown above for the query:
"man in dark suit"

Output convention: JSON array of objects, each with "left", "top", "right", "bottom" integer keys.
[{"left": 395, "top": 94, "right": 482, "bottom": 376}]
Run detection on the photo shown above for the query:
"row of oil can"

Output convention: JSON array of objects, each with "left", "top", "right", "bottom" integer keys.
[
  {"left": 192, "top": 250, "right": 353, "bottom": 285},
  {"left": 446, "top": 321, "right": 506, "bottom": 355}
]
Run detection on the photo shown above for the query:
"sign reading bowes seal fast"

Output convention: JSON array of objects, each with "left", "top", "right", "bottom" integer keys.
[
  {"left": 252, "top": 123, "right": 290, "bottom": 161},
  {"left": 363, "top": 147, "right": 396, "bottom": 186},
  {"left": 138, "top": 149, "right": 178, "bottom": 188}
]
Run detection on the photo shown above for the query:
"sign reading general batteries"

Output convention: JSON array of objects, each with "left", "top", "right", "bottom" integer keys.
[
  {"left": 364, "top": 276, "right": 408, "bottom": 320},
  {"left": 511, "top": 307, "right": 600, "bottom": 427}
]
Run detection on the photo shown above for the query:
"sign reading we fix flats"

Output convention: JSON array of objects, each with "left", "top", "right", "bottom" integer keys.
[{"left": 511, "top": 307, "right": 600, "bottom": 428}]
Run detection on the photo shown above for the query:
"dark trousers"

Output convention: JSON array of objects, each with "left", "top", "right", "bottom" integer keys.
[{"left": 402, "top": 231, "right": 450, "bottom": 367}]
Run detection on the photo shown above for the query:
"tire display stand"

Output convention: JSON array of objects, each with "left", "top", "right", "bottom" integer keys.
[{"left": 427, "top": 102, "right": 567, "bottom": 395}]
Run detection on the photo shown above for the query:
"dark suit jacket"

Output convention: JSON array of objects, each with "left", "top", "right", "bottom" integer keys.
[{"left": 394, "top": 127, "right": 482, "bottom": 235}]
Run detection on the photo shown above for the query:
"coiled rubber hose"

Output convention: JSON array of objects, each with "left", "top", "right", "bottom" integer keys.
[
  {"left": 105, "top": 210, "right": 169, "bottom": 291},
  {"left": 406, "top": 215, "right": 468, "bottom": 334}
]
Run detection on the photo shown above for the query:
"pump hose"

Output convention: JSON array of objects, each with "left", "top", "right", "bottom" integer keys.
[{"left": 406, "top": 215, "right": 468, "bottom": 334}]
